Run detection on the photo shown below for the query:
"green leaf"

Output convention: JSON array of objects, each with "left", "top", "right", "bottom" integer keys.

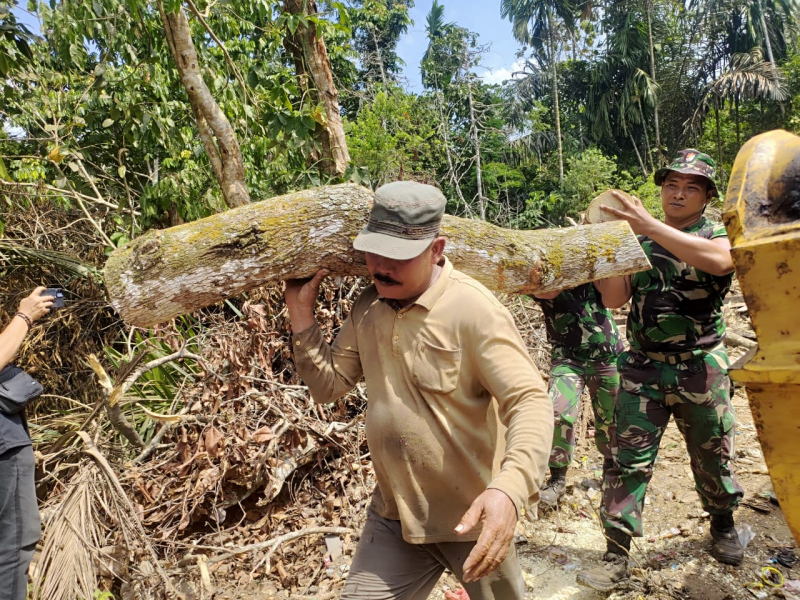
[
  {"left": 287, "top": 14, "right": 299, "bottom": 35},
  {"left": 118, "top": 166, "right": 126, "bottom": 178},
  {"left": 0, "top": 156, "right": 9, "bottom": 181},
  {"left": 102, "top": 118, "right": 114, "bottom": 128},
  {"left": 67, "top": 161, "right": 79, "bottom": 172},
  {"left": 301, "top": 115, "right": 316, "bottom": 131}
]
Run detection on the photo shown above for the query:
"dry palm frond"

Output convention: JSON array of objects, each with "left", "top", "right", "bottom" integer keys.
[
  {"left": 0, "top": 240, "right": 98, "bottom": 279},
  {"left": 33, "top": 466, "right": 100, "bottom": 600},
  {"left": 35, "top": 435, "right": 182, "bottom": 600}
]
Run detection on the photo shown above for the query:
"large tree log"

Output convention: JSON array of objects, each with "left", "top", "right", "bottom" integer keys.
[{"left": 104, "top": 184, "right": 650, "bottom": 327}]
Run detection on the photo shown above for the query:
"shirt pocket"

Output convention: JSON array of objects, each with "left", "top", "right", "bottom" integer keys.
[{"left": 413, "top": 340, "right": 462, "bottom": 394}]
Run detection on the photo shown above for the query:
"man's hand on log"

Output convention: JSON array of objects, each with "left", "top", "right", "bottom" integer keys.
[
  {"left": 602, "top": 191, "right": 659, "bottom": 236},
  {"left": 284, "top": 269, "right": 329, "bottom": 334},
  {"left": 455, "top": 488, "right": 517, "bottom": 583}
]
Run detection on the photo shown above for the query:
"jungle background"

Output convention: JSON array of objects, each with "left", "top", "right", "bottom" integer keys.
[{"left": 1, "top": 0, "right": 799, "bottom": 597}]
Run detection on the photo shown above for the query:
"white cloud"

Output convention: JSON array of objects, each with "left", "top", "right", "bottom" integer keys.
[{"left": 479, "top": 60, "right": 526, "bottom": 85}]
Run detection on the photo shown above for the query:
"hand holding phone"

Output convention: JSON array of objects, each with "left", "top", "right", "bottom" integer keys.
[{"left": 43, "top": 288, "right": 65, "bottom": 309}]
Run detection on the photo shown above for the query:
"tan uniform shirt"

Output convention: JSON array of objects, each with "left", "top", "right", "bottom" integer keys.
[{"left": 293, "top": 258, "right": 553, "bottom": 544}]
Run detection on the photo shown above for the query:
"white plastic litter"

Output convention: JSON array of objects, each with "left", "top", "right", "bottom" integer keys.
[{"left": 735, "top": 523, "right": 755, "bottom": 548}]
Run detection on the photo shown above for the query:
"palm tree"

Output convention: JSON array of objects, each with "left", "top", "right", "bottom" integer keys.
[
  {"left": 743, "top": 0, "right": 799, "bottom": 82},
  {"left": 644, "top": 0, "right": 663, "bottom": 162},
  {"left": 685, "top": 48, "right": 789, "bottom": 153},
  {"left": 583, "top": 3, "right": 658, "bottom": 175},
  {"left": 421, "top": 0, "right": 463, "bottom": 90},
  {"left": 501, "top": 0, "right": 576, "bottom": 185},
  {"left": 691, "top": 0, "right": 799, "bottom": 85}
]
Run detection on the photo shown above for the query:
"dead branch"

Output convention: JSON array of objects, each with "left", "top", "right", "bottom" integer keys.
[
  {"left": 133, "top": 405, "right": 192, "bottom": 464},
  {"left": 88, "top": 353, "right": 145, "bottom": 447},
  {"left": 726, "top": 330, "right": 758, "bottom": 350},
  {"left": 205, "top": 526, "right": 352, "bottom": 575},
  {"left": 110, "top": 346, "right": 209, "bottom": 406},
  {"left": 220, "top": 419, "right": 293, "bottom": 509},
  {"left": 260, "top": 437, "right": 329, "bottom": 506}
]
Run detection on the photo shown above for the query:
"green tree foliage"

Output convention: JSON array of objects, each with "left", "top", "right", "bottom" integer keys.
[
  {"left": 348, "top": 0, "right": 413, "bottom": 88},
  {"left": 1, "top": 0, "right": 798, "bottom": 243},
  {"left": 1, "top": 0, "right": 356, "bottom": 233},
  {"left": 344, "top": 87, "right": 440, "bottom": 187}
]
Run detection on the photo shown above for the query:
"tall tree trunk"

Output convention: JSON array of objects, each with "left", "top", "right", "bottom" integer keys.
[
  {"left": 464, "top": 56, "right": 485, "bottom": 220},
  {"left": 547, "top": 7, "right": 564, "bottom": 186},
  {"left": 435, "top": 88, "right": 468, "bottom": 214},
  {"left": 759, "top": 1, "right": 779, "bottom": 84},
  {"left": 642, "top": 121, "right": 654, "bottom": 173},
  {"left": 571, "top": 28, "right": 578, "bottom": 61},
  {"left": 645, "top": 0, "right": 662, "bottom": 163},
  {"left": 629, "top": 130, "right": 647, "bottom": 177},
  {"left": 159, "top": 2, "right": 250, "bottom": 208},
  {"left": 715, "top": 97, "right": 722, "bottom": 165},
  {"left": 104, "top": 184, "right": 651, "bottom": 327},
  {"left": 735, "top": 94, "right": 741, "bottom": 146},
  {"left": 370, "top": 25, "right": 388, "bottom": 88},
  {"left": 283, "top": 0, "right": 350, "bottom": 177}
]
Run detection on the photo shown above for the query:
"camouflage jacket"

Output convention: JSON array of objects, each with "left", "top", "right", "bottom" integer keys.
[
  {"left": 535, "top": 283, "right": 623, "bottom": 362},
  {"left": 628, "top": 217, "right": 732, "bottom": 354}
]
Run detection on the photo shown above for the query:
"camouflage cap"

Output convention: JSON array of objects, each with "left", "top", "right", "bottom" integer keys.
[{"left": 654, "top": 149, "right": 718, "bottom": 197}]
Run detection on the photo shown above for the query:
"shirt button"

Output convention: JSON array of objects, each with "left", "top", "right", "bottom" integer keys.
[
  {"left": 394, "top": 335, "right": 399, "bottom": 341},
  {"left": 295, "top": 340, "right": 301, "bottom": 346},
  {"left": 398, "top": 313, "right": 404, "bottom": 319}
]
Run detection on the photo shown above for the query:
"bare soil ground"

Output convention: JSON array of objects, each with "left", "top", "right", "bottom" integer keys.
[{"left": 510, "top": 382, "right": 796, "bottom": 600}]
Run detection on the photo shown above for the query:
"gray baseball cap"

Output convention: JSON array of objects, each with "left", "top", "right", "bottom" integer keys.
[{"left": 353, "top": 181, "right": 446, "bottom": 260}]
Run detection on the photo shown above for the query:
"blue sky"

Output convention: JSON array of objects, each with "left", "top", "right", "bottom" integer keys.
[{"left": 396, "top": 0, "right": 523, "bottom": 91}]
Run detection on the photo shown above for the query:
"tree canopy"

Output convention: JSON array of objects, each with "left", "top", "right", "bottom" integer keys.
[{"left": 0, "top": 0, "right": 798, "bottom": 235}]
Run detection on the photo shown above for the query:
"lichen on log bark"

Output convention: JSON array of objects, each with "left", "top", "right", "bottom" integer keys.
[{"left": 104, "top": 184, "right": 650, "bottom": 327}]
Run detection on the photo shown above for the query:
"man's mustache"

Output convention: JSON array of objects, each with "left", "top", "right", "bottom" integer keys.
[{"left": 373, "top": 272, "right": 401, "bottom": 285}]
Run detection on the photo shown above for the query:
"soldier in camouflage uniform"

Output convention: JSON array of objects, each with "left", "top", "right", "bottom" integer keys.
[
  {"left": 533, "top": 283, "right": 623, "bottom": 507},
  {"left": 577, "top": 150, "right": 745, "bottom": 591}
]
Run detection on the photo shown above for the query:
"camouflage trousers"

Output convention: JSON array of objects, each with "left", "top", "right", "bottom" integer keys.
[
  {"left": 601, "top": 347, "right": 744, "bottom": 536},
  {"left": 548, "top": 358, "right": 620, "bottom": 469}
]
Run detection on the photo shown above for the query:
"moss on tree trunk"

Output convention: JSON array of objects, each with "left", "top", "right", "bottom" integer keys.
[{"left": 104, "top": 184, "right": 650, "bottom": 327}]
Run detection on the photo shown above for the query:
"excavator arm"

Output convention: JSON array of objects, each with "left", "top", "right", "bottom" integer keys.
[{"left": 723, "top": 129, "right": 800, "bottom": 544}]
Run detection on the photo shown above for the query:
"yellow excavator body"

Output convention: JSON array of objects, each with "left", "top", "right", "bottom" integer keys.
[{"left": 722, "top": 129, "right": 800, "bottom": 544}]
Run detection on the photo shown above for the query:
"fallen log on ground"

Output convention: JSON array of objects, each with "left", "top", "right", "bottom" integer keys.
[{"left": 104, "top": 184, "right": 651, "bottom": 327}]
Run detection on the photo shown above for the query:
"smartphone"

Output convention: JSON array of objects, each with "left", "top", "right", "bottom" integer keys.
[{"left": 43, "top": 288, "right": 65, "bottom": 309}]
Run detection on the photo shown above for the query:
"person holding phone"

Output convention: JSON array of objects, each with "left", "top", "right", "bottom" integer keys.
[{"left": 0, "top": 286, "right": 54, "bottom": 600}]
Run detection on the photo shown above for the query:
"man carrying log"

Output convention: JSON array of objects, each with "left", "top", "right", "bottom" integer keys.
[
  {"left": 577, "top": 150, "right": 745, "bottom": 591},
  {"left": 284, "top": 181, "right": 553, "bottom": 599},
  {"left": 532, "top": 284, "right": 623, "bottom": 508}
]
